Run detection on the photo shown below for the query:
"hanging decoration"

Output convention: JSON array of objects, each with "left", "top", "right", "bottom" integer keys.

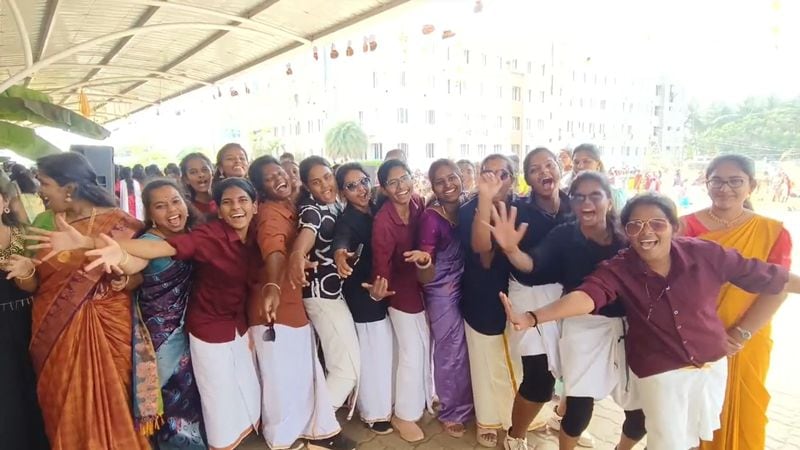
[
  {"left": 286, "top": 63, "right": 293, "bottom": 75},
  {"left": 346, "top": 41, "right": 354, "bottom": 56},
  {"left": 78, "top": 90, "right": 92, "bottom": 117},
  {"left": 330, "top": 44, "right": 339, "bottom": 59},
  {"left": 422, "top": 24, "right": 435, "bottom": 35},
  {"left": 369, "top": 35, "right": 377, "bottom": 51},
  {"left": 362, "top": 36, "right": 369, "bottom": 53},
  {"left": 313, "top": 46, "right": 319, "bottom": 60},
  {"left": 230, "top": 87, "right": 239, "bottom": 97},
  {"left": 442, "top": 30, "right": 456, "bottom": 39}
]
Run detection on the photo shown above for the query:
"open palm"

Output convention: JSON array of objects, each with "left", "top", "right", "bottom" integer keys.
[
  {"left": 484, "top": 202, "right": 528, "bottom": 252},
  {"left": 25, "top": 214, "right": 90, "bottom": 261}
]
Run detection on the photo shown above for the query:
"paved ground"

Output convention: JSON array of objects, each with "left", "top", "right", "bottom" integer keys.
[{"left": 240, "top": 207, "right": 800, "bottom": 450}]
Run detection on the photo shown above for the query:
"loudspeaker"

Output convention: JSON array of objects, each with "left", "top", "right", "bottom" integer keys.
[{"left": 70, "top": 145, "right": 115, "bottom": 194}]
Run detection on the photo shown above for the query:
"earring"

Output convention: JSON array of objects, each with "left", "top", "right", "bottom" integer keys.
[
  {"left": 66, "top": 193, "right": 72, "bottom": 203},
  {"left": 3, "top": 208, "right": 9, "bottom": 214}
]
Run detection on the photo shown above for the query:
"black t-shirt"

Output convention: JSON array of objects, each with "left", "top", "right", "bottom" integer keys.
[
  {"left": 333, "top": 204, "right": 387, "bottom": 322},
  {"left": 457, "top": 195, "right": 513, "bottom": 336},
  {"left": 527, "top": 222, "right": 626, "bottom": 317},
  {"left": 512, "top": 191, "right": 573, "bottom": 286},
  {"left": 298, "top": 197, "right": 342, "bottom": 299}
]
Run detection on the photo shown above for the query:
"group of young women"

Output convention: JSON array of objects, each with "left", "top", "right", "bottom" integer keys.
[{"left": 0, "top": 140, "right": 796, "bottom": 450}]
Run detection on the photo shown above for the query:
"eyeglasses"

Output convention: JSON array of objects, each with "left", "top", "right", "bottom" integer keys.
[
  {"left": 624, "top": 218, "right": 670, "bottom": 236},
  {"left": 706, "top": 178, "right": 746, "bottom": 190},
  {"left": 480, "top": 168, "right": 511, "bottom": 181},
  {"left": 344, "top": 176, "right": 371, "bottom": 192},
  {"left": 385, "top": 174, "right": 411, "bottom": 191},
  {"left": 433, "top": 174, "right": 461, "bottom": 190},
  {"left": 569, "top": 192, "right": 606, "bottom": 206}
]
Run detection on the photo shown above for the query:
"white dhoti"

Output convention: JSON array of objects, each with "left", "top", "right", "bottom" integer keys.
[
  {"left": 559, "top": 315, "right": 640, "bottom": 410},
  {"left": 634, "top": 358, "right": 727, "bottom": 450},
  {"left": 303, "top": 297, "right": 361, "bottom": 410},
  {"left": 507, "top": 280, "right": 563, "bottom": 377},
  {"left": 388, "top": 307, "right": 433, "bottom": 421},
  {"left": 464, "top": 321, "right": 522, "bottom": 430},
  {"left": 354, "top": 318, "right": 394, "bottom": 423},
  {"left": 189, "top": 332, "right": 260, "bottom": 449},
  {"left": 251, "top": 324, "right": 341, "bottom": 449}
]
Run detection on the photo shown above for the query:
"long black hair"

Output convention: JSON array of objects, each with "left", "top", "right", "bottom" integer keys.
[
  {"left": 119, "top": 166, "right": 135, "bottom": 193},
  {"left": 569, "top": 171, "right": 625, "bottom": 243},
  {"left": 212, "top": 143, "right": 248, "bottom": 185},
  {"left": 297, "top": 155, "right": 333, "bottom": 205},
  {"left": 132, "top": 164, "right": 146, "bottom": 184},
  {"left": 10, "top": 164, "right": 38, "bottom": 194},
  {"left": 335, "top": 162, "right": 369, "bottom": 191},
  {"left": 37, "top": 152, "right": 116, "bottom": 207},
  {"left": 248, "top": 155, "right": 281, "bottom": 201},
  {"left": 427, "top": 158, "right": 462, "bottom": 206},
  {"left": 522, "top": 147, "right": 559, "bottom": 186},
  {"left": 0, "top": 186, "right": 21, "bottom": 227},
  {"left": 572, "top": 143, "right": 605, "bottom": 173},
  {"left": 179, "top": 152, "right": 214, "bottom": 201},
  {"left": 140, "top": 178, "right": 202, "bottom": 233}
]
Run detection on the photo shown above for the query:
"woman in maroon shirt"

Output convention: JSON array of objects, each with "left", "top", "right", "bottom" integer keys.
[
  {"left": 500, "top": 193, "right": 800, "bottom": 450},
  {"left": 180, "top": 152, "right": 217, "bottom": 216},
  {"left": 369, "top": 159, "right": 434, "bottom": 442}
]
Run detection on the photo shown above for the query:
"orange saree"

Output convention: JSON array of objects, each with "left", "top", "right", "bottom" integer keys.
[
  {"left": 685, "top": 214, "right": 791, "bottom": 450},
  {"left": 30, "top": 209, "right": 149, "bottom": 450}
]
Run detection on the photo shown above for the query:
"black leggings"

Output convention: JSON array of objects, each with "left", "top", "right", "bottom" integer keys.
[
  {"left": 561, "top": 397, "right": 646, "bottom": 441},
  {"left": 518, "top": 355, "right": 555, "bottom": 403}
]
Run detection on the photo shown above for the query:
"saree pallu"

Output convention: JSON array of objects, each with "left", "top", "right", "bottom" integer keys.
[
  {"left": 134, "top": 237, "right": 206, "bottom": 450},
  {"left": 30, "top": 209, "right": 150, "bottom": 450},
  {"left": 695, "top": 216, "right": 788, "bottom": 450}
]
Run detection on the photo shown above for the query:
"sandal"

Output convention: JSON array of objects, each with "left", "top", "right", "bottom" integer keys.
[
  {"left": 443, "top": 422, "right": 465, "bottom": 438},
  {"left": 476, "top": 427, "right": 497, "bottom": 448}
]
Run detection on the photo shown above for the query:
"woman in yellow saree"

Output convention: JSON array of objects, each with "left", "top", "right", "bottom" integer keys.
[
  {"left": 681, "top": 154, "right": 792, "bottom": 450},
  {"left": 28, "top": 153, "right": 150, "bottom": 450}
]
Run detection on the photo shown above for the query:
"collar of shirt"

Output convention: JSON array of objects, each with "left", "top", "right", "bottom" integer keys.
[
  {"left": 264, "top": 199, "right": 296, "bottom": 220},
  {"left": 385, "top": 194, "right": 422, "bottom": 227},
  {"left": 526, "top": 189, "right": 571, "bottom": 218}
]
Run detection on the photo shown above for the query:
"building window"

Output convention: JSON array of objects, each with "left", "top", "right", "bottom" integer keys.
[
  {"left": 373, "top": 72, "right": 378, "bottom": 89},
  {"left": 493, "top": 144, "right": 502, "bottom": 153},
  {"left": 538, "top": 119, "right": 545, "bottom": 130},
  {"left": 525, "top": 118, "right": 532, "bottom": 130},
  {"left": 541, "top": 64, "right": 546, "bottom": 76},
  {"left": 497, "top": 116, "right": 503, "bottom": 128},
  {"left": 464, "top": 49, "right": 470, "bottom": 64},
  {"left": 527, "top": 61, "right": 532, "bottom": 73},
  {"left": 357, "top": 112, "right": 364, "bottom": 126},
  {"left": 426, "top": 110, "right": 436, "bottom": 125},
  {"left": 512, "top": 59, "right": 518, "bottom": 70},
  {"left": 600, "top": 100, "right": 606, "bottom": 110},
  {"left": 540, "top": 91, "right": 545, "bottom": 102},
  {"left": 295, "top": 121, "right": 300, "bottom": 135},
  {"left": 372, "top": 143, "right": 383, "bottom": 159},
  {"left": 497, "top": 86, "right": 503, "bottom": 98},
  {"left": 308, "top": 120, "right": 314, "bottom": 133},
  {"left": 397, "top": 108, "right": 408, "bottom": 124},
  {"left": 497, "top": 56, "right": 503, "bottom": 69},
  {"left": 512, "top": 116, "right": 521, "bottom": 130},
  {"left": 654, "top": 106, "right": 662, "bottom": 116},
  {"left": 460, "top": 144, "right": 469, "bottom": 156},
  {"left": 400, "top": 71, "right": 406, "bottom": 87},
  {"left": 653, "top": 126, "right": 660, "bottom": 136},
  {"left": 482, "top": 53, "right": 487, "bottom": 66},
  {"left": 512, "top": 86, "right": 521, "bottom": 101},
  {"left": 398, "top": 143, "right": 409, "bottom": 153},
  {"left": 511, "top": 144, "right": 520, "bottom": 154},
  {"left": 477, "top": 144, "right": 487, "bottom": 156},
  {"left": 527, "top": 89, "right": 532, "bottom": 103},
  {"left": 425, "top": 143, "right": 435, "bottom": 158},
  {"left": 656, "top": 85, "right": 664, "bottom": 96}
]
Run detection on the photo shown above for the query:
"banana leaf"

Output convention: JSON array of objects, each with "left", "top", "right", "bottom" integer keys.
[
  {"left": 0, "top": 121, "right": 62, "bottom": 159},
  {"left": 0, "top": 86, "right": 110, "bottom": 140}
]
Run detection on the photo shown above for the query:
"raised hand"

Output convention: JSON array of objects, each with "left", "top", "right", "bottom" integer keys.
[
  {"left": 403, "top": 250, "right": 431, "bottom": 267},
  {"left": 84, "top": 234, "right": 124, "bottom": 273},
  {"left": 25, "top": 214, "right": 91, "bottom": 261},
  {"left": 477, "top": 171, "right": 502, "bottom": 200},
  {"left": 361, "top": 276, "right": 396, "bottom": 301},
  {"left": 483, "top": 202, "right": 528, "bottom": 253},
  {"left": 334, "top": 249, "right": 355, "bottom": 279},
  {"left": 3, "top": 254, "right": 37, "bottom": 280},
  {"left": 499, "top": 292, "right": 535, "bottom": 331}
]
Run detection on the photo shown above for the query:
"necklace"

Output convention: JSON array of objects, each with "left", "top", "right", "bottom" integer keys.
[
  {"left": 437, "top": 204, "right": 458, "bottom": 226},
  {"left": 707, "top": 208, "right": 746, "bottom": 228},
  {"left": 644, "top": 281, "right": 670, "bottom": 321}
]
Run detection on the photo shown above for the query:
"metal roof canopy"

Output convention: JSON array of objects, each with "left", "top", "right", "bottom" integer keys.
[{"left": 0, "top": 0, "right": 410, "bottom": 124}]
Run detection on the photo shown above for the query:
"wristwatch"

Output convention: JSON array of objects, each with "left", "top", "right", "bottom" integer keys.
[{"left": 735, "top": 326, "right": 752, "bottom": 341}]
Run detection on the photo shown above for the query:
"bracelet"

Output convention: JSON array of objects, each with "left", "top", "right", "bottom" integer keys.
[
  {"left": 414, "top": 258, "right": 432, "bottom": 270},
  {"left": 525, "top": 311, "right": 539, "bottom": 328},
  {"left": 16, "top": 266, "right": 36, "bottom": 281},
  {"left": 119, "top": 250, "right": 130, "bottom": 267},
  {"left": 261, "top": 283, "right": 281, "bottom": 297}
]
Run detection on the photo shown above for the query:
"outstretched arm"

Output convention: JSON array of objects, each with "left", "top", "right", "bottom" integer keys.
[{"left": 500, "top": 290, "right": 594, "bottom": 330}]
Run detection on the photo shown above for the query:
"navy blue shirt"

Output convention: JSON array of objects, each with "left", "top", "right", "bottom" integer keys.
[
  {"left": 457, "top": 195, "right": 514, "bottom": 336},
  {"left": 527, "top": 222, "right": 626, "bottom": 317},
  {"left": 512, "top": 191, "right": 572, "bottom": 286}
]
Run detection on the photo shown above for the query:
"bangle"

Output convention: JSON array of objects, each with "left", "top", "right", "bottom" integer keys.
[
  {"left": 16, "top": 266, "right": 36, "bottom": 280},
  {"left": 414, "top": 258, "right": 432, "bottom": 270},
  {"left": 119, "top": 250, "right": 130, "bottom": 267},
  {"left": 525, "top": 311, "right": 539, "bottom": 328},
  {"left": 262, "top": 283, "right": 281, "bottom": 297}
]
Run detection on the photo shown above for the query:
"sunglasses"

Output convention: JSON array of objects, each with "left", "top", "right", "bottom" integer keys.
[
  {"left": 344, "top": 176, "right": 371, "bottom": 192},
  {"left": 569, "top": 192, "right": 606, "bottom": 206},
  {"left": 624, "top": 218, "right": 670, "bottom": 236},
  {"left": 481, "top": 168, "right": 511, "bottom": 181},
  {"left": 706, "top": 178, "right": 746, "bottom": 190}
]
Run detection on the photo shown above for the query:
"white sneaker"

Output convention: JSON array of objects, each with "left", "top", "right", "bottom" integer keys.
[
  {"left": 577, "top": 431, "right": 595, "bottom": 448},
  {"left": 503, "top": 434, "right": 529, "bottom": 450}
]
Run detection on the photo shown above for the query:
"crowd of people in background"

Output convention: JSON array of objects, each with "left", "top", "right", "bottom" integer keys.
[{"left": 0, "top": 142, "right": 797, "bottom": 450}]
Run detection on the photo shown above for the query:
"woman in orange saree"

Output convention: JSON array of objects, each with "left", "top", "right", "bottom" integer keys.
[
  {"left": 681, "top": 154, "right": 792, "bottom": 450},
  {"left": 29, "top": 153, "right": 150, "bottom": 450}
]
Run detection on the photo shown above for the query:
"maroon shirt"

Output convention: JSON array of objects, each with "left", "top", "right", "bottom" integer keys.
[
  {"left": 167, "top": 219, "right": 259, "bottom": 343},
  {"left": 578, "top": 237, "right": 789, "bottom": 378},
  {"left": 372, "top": 194, "right": 425, "bottom": 314}
]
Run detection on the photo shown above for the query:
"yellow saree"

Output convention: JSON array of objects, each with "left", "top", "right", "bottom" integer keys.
[{"left": 695, "top": 215, "right": 787, "bottom": 450}]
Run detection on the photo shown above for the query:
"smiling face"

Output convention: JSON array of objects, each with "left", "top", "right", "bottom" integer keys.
[
  {"left": 526, "top": 151, "right": 561, "bottom": 197},
  {"left": 220, "top": 147, "right": 248, "bottom": 178},
  {"left": 261, "top": 163, "right": 291, "bottom": 201},
  {"left": 706, "top": 160, "right": 754, "bottom": 211},
  {"left": 570, "top": 179, "right": 610, "bottom": 229},
  {"left": 147, "top": 185, "right": 189, "bottom": 234},
  {"left": 383, "top": 166, "right": 414, "bottom": 206},
  {"left": 572, "top": 150, "right": 601, "bottom": 174},
  {"left": 183, "top": 157, "right": 213, "bottom": 195},
  {"left": 37, "top": 173, "right": 70, "bottom": 213},
  {"left": 218, "top": 186, "right": 255, "bottom": 232},
  {"left": 626, "top": 204, "right": 674, "bottom": 263},
  {"left": 431, "top": 164, "right": 463, "bottom": 205},
  {"left": 341, "top": 169, "right": 372, "bottom": 211},
  {"left": 306, "top": 164, "right": 338, "bottom": 205},
  {"left": 282, "top": 161, "right": 301, "bottom": 190}
]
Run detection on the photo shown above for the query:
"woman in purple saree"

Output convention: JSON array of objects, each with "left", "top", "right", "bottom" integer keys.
[{"left": 417, "top": 159, "right": 474, "bottom": 437}]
